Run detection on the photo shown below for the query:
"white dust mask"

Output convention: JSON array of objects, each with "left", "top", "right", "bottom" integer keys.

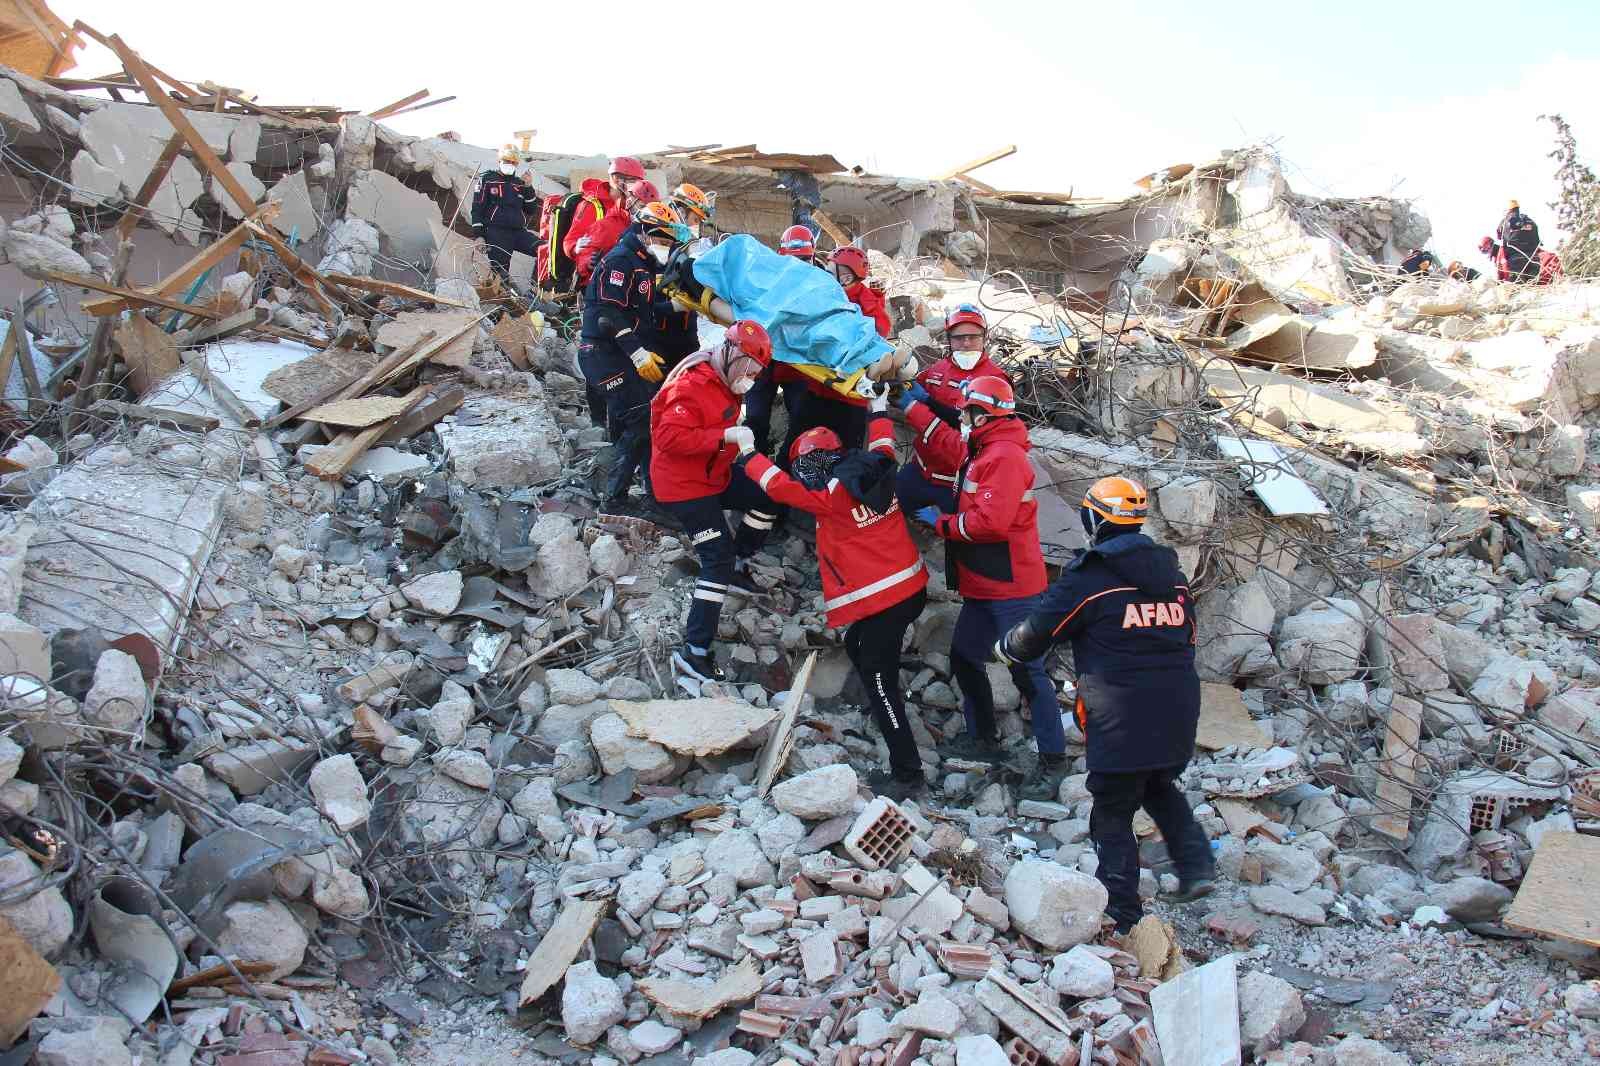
[{"left": 951, "top": 349, "right": 982, "bottom": 371}]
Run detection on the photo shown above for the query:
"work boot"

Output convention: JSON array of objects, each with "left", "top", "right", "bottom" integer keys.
[
  {"left": 938, "top": 731, "right": 1003, "bottom": 764},
  {"left": 1171, "top": 878, "right": 1216, "bottom": 904},
  {"left": 728, "top": 557, "right": 763, "bottom": 597},
  {"left": 1018, "top": 753, "right": 1070, "bottom": 803},
  {"left": 601, "top": 493, "right": 638, "bottom": 517},
  {"left": 867, "top": 768, "right": 926, "bottom": 803},
  {"left": 671, "top": 647, "right": 725, "bottom": 683}
]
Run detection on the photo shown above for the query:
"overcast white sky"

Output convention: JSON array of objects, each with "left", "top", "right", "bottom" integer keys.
[{"left": 60, "top": 0, "right": 1600, "bottom": 268}]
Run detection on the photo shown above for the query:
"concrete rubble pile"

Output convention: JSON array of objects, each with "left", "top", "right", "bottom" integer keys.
[{"left": 0, "top": 27, "right": 1599, "bottom": 1066}]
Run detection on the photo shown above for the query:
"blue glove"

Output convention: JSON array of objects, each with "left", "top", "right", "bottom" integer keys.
[
  {"left": 913, "top": 505, "right": 942, "bottom": 527},
  {"left": 898, "top": 383, "right": 930, "bottom": 411}
]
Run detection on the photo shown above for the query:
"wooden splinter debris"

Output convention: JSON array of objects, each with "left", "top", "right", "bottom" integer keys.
[
  {"left": 755, "top": 651, "right": 818, "bottom": 796},
  {"left": 301, "top": 395, "right": 417, "bottom": 429},
  {"left": 1122, "top": 915, "right": 1184, "bottom": 980},
  {"left": 1371, "top": 694, "right": 1424, "bottom": 842},
  {"left": 1196, "top": 683, "right": 1271, "bottom": 751},
  {"left": 1503, "top": 831, "right": 1600, "bottom": 947},
  {"left": 0, "top": 914, "right": 60, "bottom": 1047},
  {"left": 517, "top": 898, "right": 607, "bottom": 1006},
  {"left": 637, "top": 957, "right": 762, "bottom": 1019}
]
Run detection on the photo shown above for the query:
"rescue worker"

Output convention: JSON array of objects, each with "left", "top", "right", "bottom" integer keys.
[
  {"left": 1447, "top": 260, "right": 1481, "bottom": 282},
  {"left": 575, "top": 179, "right": 661, "bottom": 288},
  {"left": 1398, "top": 248, "right": 1442, "bottom": 276},
  {"left": 895, "top": 303, "right": 1006, "bottom": 516},
  {"left": 906, "top": 374, "right": 1069, "bottom": 799},
  {"left": 995, "top": 476, "right": 1215, "bottom": 933},
  {"left": 580, "top": 201, "right": 682, "bottom": 513},
  {"left": 831, "top": 246, "right": 891, "bottom": 337},
  {"left": 738, "top": 390, "right": 930, "bottom": 799},
  {"left": 471, "top": 146, "right": 540, "bottom": 285},
  {"left": 564, "top": 156, "right": 644, "bottom": 277},
  {"left": 650, "top": 321, "right": 782, "bottom": 684},
  {"left": 743, "top": 224, "right": 820, "bottom": 455},
  {"left": 1498, "top": 199, "right": 1542, "bottom": 282},
  {"left": 670, "top": 183, "right": 714, "bottom": 239}
]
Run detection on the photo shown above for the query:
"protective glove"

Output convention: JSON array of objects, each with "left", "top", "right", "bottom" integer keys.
[
  {"left": 898, "top": 382, "right": 930, "bottom": 411},
  {"left": 631, "top": 349, "right": 666, "bottom": 383},
  {"left": 913, "top": 505, "right": 942, "bottom": 528},
  {"left": 867, "top": 386, "right": 889, "bottom": 414},
  {"left": 723, "top": 425, "right": 756, "bottom": 456}
]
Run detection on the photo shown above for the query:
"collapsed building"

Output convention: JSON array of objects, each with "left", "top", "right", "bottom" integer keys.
[{"left": 0, "top": 15, "right": 1597, "bottom": 1066}]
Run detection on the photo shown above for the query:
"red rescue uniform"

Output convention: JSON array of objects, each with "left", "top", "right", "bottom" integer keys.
[
  {"left": 743, "top": 417, "right": 928, "bottom": 627},
  {"left": 561, "top": 178, "right": 616, "bottom": 269},
  {"left": 844, "top": 280, "right": 892, "bottom": 338},
  {"left": 648, "top": 360, "right": 742, "bottom": 503},
  {"left": 909, "top": 351, "right": 1006, "bottom": 484},
  {"left": 575, "top": 208, "right": 630, "bottom": 287}
]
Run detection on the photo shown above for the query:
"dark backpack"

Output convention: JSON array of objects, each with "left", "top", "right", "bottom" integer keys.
[{"left": 540, "top": 191, "right": 600, "bottom": 290}]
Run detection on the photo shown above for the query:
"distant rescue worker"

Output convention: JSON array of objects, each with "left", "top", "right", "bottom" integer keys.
[
  {"left": 670, "top": 183, "right": 714, "bottom": 239},
  {"left": 580, "top": 201, "right": 683, "bottom": 512},
  {"left": 1398, "top": 248, "right": 1442, "bottom": 276},
  {"left": 907, "top": 374, "right": 1069, "bottom": 800},
  {"left": 995, "top": 476, "right": 1215, "bottom": 933},
  {"left": 575, "top": 180, "right": 661, "bottom": 287},
  {"left": 650, "top": 321, "right": 782, "bottom": 684},
  {"left": 1498, "top": 199, "right": 1542, "bottom": 282},
  {"left": 895, "top": 303, "right": 1007, "bottom": 516},
  {"left": 472, "top": 146, "right": 540, "bottom": 284},
  {"left": 739, "top": 389, "right": 930, "bottom": 799},
  {"left": 564, "top": 156, "right": 644, "bottom": 276},
  {"left": 744, "top": 224, "right": 821, "bottom": 455},
  {"left": 831, "top": 246, "right": 891, "bottom": 338},
  {"left": 1447, "top": 260, "right": 1481, "bottom": 282}
]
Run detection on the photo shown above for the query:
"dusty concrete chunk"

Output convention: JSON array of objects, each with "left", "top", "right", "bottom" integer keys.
[
  {"left": 1565, "top": 980, "right": 1600, "bottom": 1020},
  {"left": 214, "top": 899, "right": 307, "bottom": 980},
  {"left": 1276, "top": 598, "right": 1365, "bottom": 683},
  {"left": 1246, "top": 840, "right": 1322, "bottom": 892},
  {"left": 204, "top": 738, "right": 314, "bottom": 795},
  {"left": 1469, "top": 656, "right": 1553, "bottom": 713},
  {"left": 437, "top": 394, "right": 564, "bottom": 489},
  {"left": 1003, "top": 859, "right": 1107, "bottom": 949},
  {"left": 1238, "top": 969, "right": 1306, "bottom": 1056},
  {"left": 799, "top": 928, "right": 840, "bottom": 983},
  {"left": 1433, "top": 876, "right": 1512, "bottom": 922},
  {"left": 437, "top": 749, "right": 493, "bottom": 789},
  {"left": 629, "top": 1019, "right": 683, "bottom": 1055},
  {"left": 617, "top": 869, "right": 668, "bottom": 917},
  {"left": 311, "top": 865, "right": 370, "bottom": 919},
  {"left": 589, "top": 713, "right": 680, "bottom": 782},
  {"left": 771, "top": 764, "right": 858, "bottom": 819},
  {"left": 965, "top": 886, "right": 1010, "bottom": 931},
  {"left": 547, "top": 668, "right": 601, "bottom": 705},
  {"left": 0, "top": 846, "right": 71, "bottom": 956},
  {"left": 529, "top": 534, "right": 590, "bottom": 599},
  {"left": 82, "top": 648, "right": 147, "bottom": 734},
  {"left": 0, "top": 735, "right": 19, "bottom": 786},
  {"left": 1248, "top": 884, "right": 1326, "bottom": 925},
  {"left": 892, "top": 994, "right": 962, "bottom": 1038},
  {"left": 954, "top": 1034, "right": 1010, "bottom": 1066},
  {"left": 609, "top": 696, "right": 776, "bottom": 756},
  {"left": 702, "top": 828, "right": 774, "bottom": 888},
  {"left": 36, "top": 1026, "right": 132, "bottom": 1066},
  {"left": 308, "top": 753, "right": 370, "bottom": 831},
  {"left": 401, "top": 570, "right": 463, "bottom": 615},
  {"left": 1048, "top": 943, "right": 1114, "bottom": 998},
  {"left": 1332, "top": 1036, "right": 1413, "bottom": 1065},
  {"left": 0, "top": 612, "right": 49, "bottom": 680},
  {"left": 561, "top": 960, "right": 624, "bottom": 1045},
  {"left": 589, "top": 534, "right": 629, "bottom": 579},
  {"left": 511, "top": 777, "right": 560, "bottom": 821}
]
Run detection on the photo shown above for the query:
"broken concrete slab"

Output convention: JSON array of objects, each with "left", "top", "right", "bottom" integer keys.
[
  {"left": 347, "top": 169, "right": 442, "bottom": 261},
  {"left": 219, "top": 161, "right": 266, "bottom": 220},
  {"left": 1224, "top": 307, "right": 1377, "bottom": 371},
  {"left": 637, "top": 958, "right": 762, "bottom": 1019},
  {"left": 144, "top": 340, "right": 322, "bottom": 426},
  {"left": 1150, "top": 952, "right": 1241, "bottom": 1066},
  {"left": 1204, "top": 365, "right": 1419, "bottom": 436},
  {"left": 435, "top": 392, "right": 564, "bottom": 490},
  {"left": 265, "top": 169, "right": 319, "bottom": 238},
  {"left": 608, "top": 697, "right": 776, "bottom": 756}
]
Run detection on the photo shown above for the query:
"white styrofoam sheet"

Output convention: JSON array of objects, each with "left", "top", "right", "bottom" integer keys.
[{"left": 1215, "top": 435, "right": 1329, "bottom": 517}]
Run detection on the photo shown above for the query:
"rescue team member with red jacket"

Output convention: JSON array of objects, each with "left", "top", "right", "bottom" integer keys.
[
  {"left": 739, "top": 393, "right": 930, "bottom": 799},
  {"left": 650, "top": 321, "right": 782, "bottom": 685},
  {"left": 995, "top": 477, "right": 1214, "bottom": 933},
  {"left": 896, "top": 303, "right": 1007, "bottom": 516},
  {"left": 471, "top": 146, "right": 540, "bottom": 285},
  {"left": 575, "top": 180, "right": 660, "bottom": 287},
  {"left": 580, "top": 203, "right": 682, "bottom": 512},
  {"left": 744, "top": 225, "right": 820, "bottom": 456},
  {"left": 907, "top": 375, "right": 1068, "bottom": 802},
  {"left": 831, "top": 246, "right": 891, "bottom": 337},
  {"left": 564, "top": 157, "right": 642, "bottom": 272}
]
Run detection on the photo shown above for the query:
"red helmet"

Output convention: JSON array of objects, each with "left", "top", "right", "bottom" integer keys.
[
  {"left": 1478, "top": 236, "right": 1495, "bottom": 255},
  {"left": 831, "top": 245, "right": 869, "bottom": 280},
  {"left": 727, "top": 320, "right": 773, "bottom": 367},
  {"left": 609, "top": 156, "right": 645, "bottom": 180},
  {"left": 789, "top": 425, "right": 843, "bottom": 463},
  {"left": 961, "top": 375, "right": 1016, "bottom": 417},
  {"left": 627, "top": 179, "right": 660, "bottom": 203},
  {"left": 779, "top": 225, "right": 815, "bottom": 258},
  {"left": 945, "top": 303, "right": 987, "bottom": 332}
]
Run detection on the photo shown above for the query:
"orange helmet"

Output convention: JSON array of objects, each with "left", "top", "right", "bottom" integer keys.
[
  {"left": 960, "top": 375, "right": 1015, "bottom": 417},
  {"left": 672, "top": 183, "right": 713, "bottom": 222},
  {"left": 1082, "top": 476, "right": 1148, "bottom": 526},
  {"left": 779, "top": 224, "right": 815, "bottom": 258},
  {"left": 634, "top": 201, "right": 682, "bottom": 241}
]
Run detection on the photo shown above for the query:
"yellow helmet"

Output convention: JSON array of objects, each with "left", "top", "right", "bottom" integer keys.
[
  {"left": 1082, "top": 476, "right": 1148, "bottom": 526},
  {"left": 671, "top": 183, "right": 713, "bottom": 223},
  {"left": 498, "top": 144, "right": 519, "bottom": 164}
]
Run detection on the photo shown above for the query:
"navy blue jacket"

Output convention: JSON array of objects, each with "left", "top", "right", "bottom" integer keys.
[
  {"left": 581, "top": 227, "right": 658, "bottom": 357},
  {"left": 1010, "top": 532, "right": 1199, "bottom": 772},
  {"left": 471, "top": 171, "right": 537, "bottom": 232}
]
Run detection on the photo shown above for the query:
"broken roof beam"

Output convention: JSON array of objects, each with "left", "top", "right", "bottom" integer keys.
[
  {"left": 367, "top": 88, "right": 428, "bottom": 120},
  {"left": 386, "top": 95, "right": 456, "bottom": 119},
  {"left": 82, "top": 211, "right": 269, "bottom": 315},
  {"left": 935, "top": 144, "right": 1016, "bottom": 181}
]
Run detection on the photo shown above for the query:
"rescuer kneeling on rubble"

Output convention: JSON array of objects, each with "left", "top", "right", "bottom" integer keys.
[
  {"left": 736, "top": 387, "right": 930, "bottom": 800},
  {"left": 995, "top": 476, "right": 1215, "bottom": 933},
  {"left": 649, "top": 320, "right": 782, "bottom": 685},
  {"left": 909, "top": 375, "right": 1069, "bottom": 799}
]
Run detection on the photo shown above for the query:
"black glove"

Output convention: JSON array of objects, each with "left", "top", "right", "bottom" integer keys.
[{"left": 661, "top": 246, "right": 704, "bottom": 302}]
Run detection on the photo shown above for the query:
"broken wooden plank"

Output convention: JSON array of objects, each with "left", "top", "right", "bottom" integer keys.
[
  {"left": 810, "top": 210, "right": 851, "bottom": 248},
  {"left": 182, "top": 307, "right": 271, "bottom": 347},
  {"left": 45, "top": 271, "right": 225, "bottom": 321},
  {"left": 386, "top": 95, "right": 458, "bottom": 119},
  {"left": 1148, "top": 952, "right": 1240, "bottom": 1066},
  {"left": 304, "top": 383, "right": 431, "bottom": 479},
  {"left": 517, "top": 898, "right": 607, "bottom": 1005},
  {"left": 756, "top": 651, "right": 818, "bottom": 797},
  {"left": 323, "top": 272, "right": 474, "bottom": 308},
  {"left": 366, "top": 88, "right": 428, "bottom": 120},
  {"left": 935, "top": 144, "right": 1017, "bottom": 181},
  {"left": 1503, "top": 831, "right": 1600, "bottom": 947},
  {"left": 490, "top": 312, "right": 539, "bottom": 369},
  {"left": 167, "top": 960, "right": 276, "bottom": 996},
  {"left": 82, "top": 214, "right": 262, "bottom": 316},
  {"left": 10, "top": 304, "right": 41, "bottom": 413},
  {"left": 637, "top": 958, "right": 762, "bottom": 1019},
  {"left": 113, "top": 313, "right": 181, "bottom": 395},
  {"left": 260, "top": 347, "right": 380, "bottom": 408},
  {"left": 376, "top": 385, "right": 464, "bottom": 444},
  {"left": 242, "top": 221, "right": 345, "bottom": 321},
  {"left": 302, "top": 395, "right": 415, "bottom": 429},
  {"left": 261, "top": 334, "right": 432, "bottom": 430},
  {"left": 1197, "top": 683, "right": 1271, "bottom": 752},
  {"left": 379, "top": 320, "right": 481, "bottom": 382},
  {"left": 1371, "top": 694, "right": 1423, "bottom": 842},
  {"left": 114, "top": 132, "right": 184, "bottom": 243},
  {"left": 107, "top": 34, "right": 259, "bottom": 218},
  {"left": 0, "top": 914, "right": 60, "bottom": 1047},
  {"left": 375, "top": 311, "right": 478, "bottom": 369},
  {"left": 180, "top": 351, "right": 259, "bottom": 428},
  {"left": 0, "top": 310, "right": 20, "bottom": 409}
]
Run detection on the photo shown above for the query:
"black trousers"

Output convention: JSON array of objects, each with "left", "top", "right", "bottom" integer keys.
[
  {"left": 578, "top": 339, "right": 652, "bottom": 500},
  {"left": 483, "top": 225, "right": 537, "bottom": 284},
  {"left": 844, "top": 589, "right": 927, "bottom": 778},
  {"left": 658, "top": 470, "right": 777, "bottom": 651},
  {"left": 1087, "top": 765, "right": 1213, "bottom": 929}
]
